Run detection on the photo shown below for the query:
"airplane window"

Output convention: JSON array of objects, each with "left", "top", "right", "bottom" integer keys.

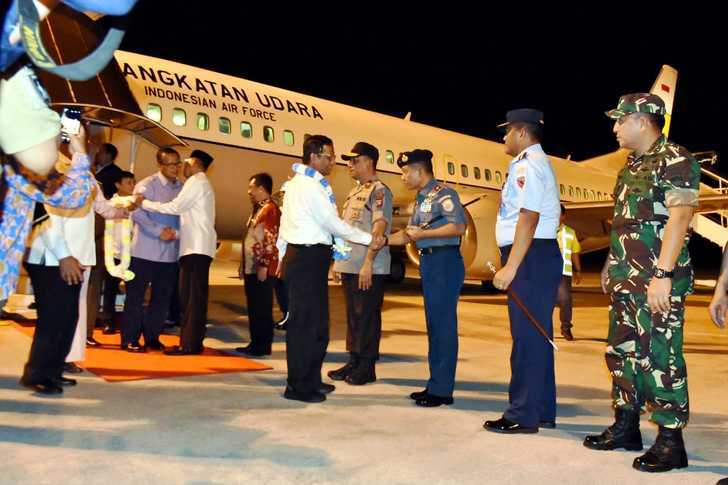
[
  {"left": 591, "top": 189, "right": 596, "bottom": 200},
  {"left": 447, "top": 162, "right": 455, "bottom": 176},
  {"left": 461, "top": 164, "right": 468, "bottom": 178},
  {"left": 196, "top": 113, "right": 209, "bottom": 131},
  {"left": 263, "top": 126, "right": 275, "bottom": 143},
  {"left": 218, "top": 117, "right": 231, "bottom": 134},
  {"left": 568, "top": 185, "right": 574, "bottom": 197},
  {"left": 147, "top": 103, "right": 162, "bottom": 122},
  {"left": 576, "top": 187, "right": 582, "bottom": 198},
  {"left": 495, "top": 171, "right": 502, "bottom": 184},
  {"left": 386, "top": 150, "right": 394, "bottom": 164},
  {"left": 240, "top": 121, "right": 253, "bottom": 138},
  {"left": 474, "top": 167, "right": 481, "bottom": 179},
  {"left": 485, "top": 169, "right": 492, "bottom": 181},
  {"left": 172, "top": 108, "right": 186, "bottom": 127},
  {"left": 560, "top": 184, "right": 565, "bottom": 195},
  {"left": 283, "top": 130, "right": 295, "bottom": 146}
]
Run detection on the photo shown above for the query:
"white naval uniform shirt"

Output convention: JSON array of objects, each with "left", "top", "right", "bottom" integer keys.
[{"left": 495, "top": 143, "right": 560, "bottom": 247}]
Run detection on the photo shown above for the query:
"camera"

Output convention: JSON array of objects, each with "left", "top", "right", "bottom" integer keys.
[{"left": 60, "top": 107, "right": 82, "bottom": 143}]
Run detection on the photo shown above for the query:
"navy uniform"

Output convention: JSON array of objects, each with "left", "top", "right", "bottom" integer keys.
[
  {"left": 398, "top": 149, "right": 466, "bottom": 404},
  {"left": 331, "top": 142, "right": 393, "bottom": 385},
  {"left": 486, "top": 109, "right": 562, "bottom": 433}
]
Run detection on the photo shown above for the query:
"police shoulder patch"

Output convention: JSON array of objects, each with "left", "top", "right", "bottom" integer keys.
[{"left": 440, "top": 195, "right": 455, "bottom": 212}]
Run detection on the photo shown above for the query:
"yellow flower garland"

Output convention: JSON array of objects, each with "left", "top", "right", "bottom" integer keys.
[{"left": 104, "top": 195, "right": 135, "bottom": 281}]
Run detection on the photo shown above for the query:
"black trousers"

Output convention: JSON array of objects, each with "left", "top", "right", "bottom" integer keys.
[
  {"left": 273, "top": 276, "right": 288, "bottom": 315},
  {"left": 283, "top": 244, "right": 331, "bottom": 394},
  {"left": 122, "top": 257, "right": 177, "bottom": 345},
  {"left": 243, "top": 274, "right": 274, "bottom": 352},
  {"left": 23, "top": 263, "right": 81, "bottom": 383},
  {"left": 179, "top": 254, "right": 212, "bottom": 352},
  {"left": 556, "top": 275, "right": 573, "bottom": 328},
  {"left": 341, "top": 273, "right": 386, "bottom": 361}
]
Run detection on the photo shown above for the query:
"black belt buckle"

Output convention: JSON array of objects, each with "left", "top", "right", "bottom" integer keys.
[{"left": 418, "top": 245, "right": 457, "bottom": 256}]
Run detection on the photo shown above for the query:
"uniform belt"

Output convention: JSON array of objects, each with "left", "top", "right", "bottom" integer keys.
[
  {"left": 418, "top": 245, "right": 459, "bottom": 255},
  {"left": 289, "top": 243, "right": 332, "bottom": 249}
]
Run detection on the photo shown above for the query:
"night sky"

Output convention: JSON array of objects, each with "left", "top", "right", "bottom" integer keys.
[{"left": 120, "top": 4, "right": 726, "bottom": 169}]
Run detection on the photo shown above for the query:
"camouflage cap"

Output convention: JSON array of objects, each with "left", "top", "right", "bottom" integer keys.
[{"left": 606, "top": 93, "right": 666, "bottom": 120}]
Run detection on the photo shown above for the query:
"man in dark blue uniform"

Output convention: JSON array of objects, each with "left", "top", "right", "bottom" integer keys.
[
  {"left": 484, "top": 109, "right": 562, "bottom": 434},
  {"left": 387, "top": 149, "right": 466, "bottom": 407}
]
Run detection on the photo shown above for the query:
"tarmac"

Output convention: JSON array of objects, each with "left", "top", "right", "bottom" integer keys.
[{"left": 0, "top": 259, "right": 726, "bottom": 484}]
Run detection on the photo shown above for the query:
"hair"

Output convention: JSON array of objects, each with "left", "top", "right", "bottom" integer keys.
[
  {"left": 560, "top": 204, "right": 566, "bottom": 215},
  {"left": 115, "top": 171, "right": 135, "bottom": 185},
  {"left": 100, "top": 143, "right": 118, "bottom": 161},
  {"left": 416, "top": 159, "right": 434, "bottom": 175},
  {"left": 156, "top": 146, "right": 180, "bottom": 164},
  {"left": 638, "top": 113, "right": 666, "bottom": 131},
  {"left": 302, "top": 134, "right": 333, "bottom": 164},
  {"left": 250, "top": 172, "right": 273, "bottom": 195},
  {"left": 511, "top": 122, "right": 543, "bottom": 143}
]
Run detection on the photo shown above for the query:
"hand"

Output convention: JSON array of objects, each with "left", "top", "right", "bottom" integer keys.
[
  {"left": 573, "top": 271, "right": 581, "bottom": 285},
  {"left": 600, "top": 265, "right": 609, "bottom": 294},
  {"left": 275, "top": 261, "right": 283, "bottom": 279},
  {"left": 159, "top": 227, "right": 176, "bottom": 241},
  {"left": 405, "top": 225, "right": 424, "bottom": 242},
  {"left": 709, "top": 289, "right": 728, "bottom": 329},
  {"left": 256, "top": 266, "right": 268, "bottom": 282},
  {"left": 493, "top": 264, "right": 517, "bottom": 291},
  {"left": 134, "top": 194, "right": 145, "bottom": 207},
  {"left": 332, "top": 271, "right": 341, "bottom": 284},
  {"left": 59, "top": 256, "right": 84, "bottom": 285},
  {"left": 647, "top": 277, "right": 672, "bottom": 313},
  {"left": 68, "top": 124, "right": 87, "bottom": 156},
  {"left": 358, "top": 263, "right": 373, "bottom": 291}
]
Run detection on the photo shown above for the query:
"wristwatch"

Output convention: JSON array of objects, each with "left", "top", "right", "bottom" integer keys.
[{"left": 653, "top": 267, "right": 674, "bottom": 279}]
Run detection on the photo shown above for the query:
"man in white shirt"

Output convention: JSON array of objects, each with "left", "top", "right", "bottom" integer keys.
[
  {"left": 140, "top": 149, "right": 216, "bottom": 356},
  {"left": 277, "top": 135, "right": 383, "bottom": 403}
]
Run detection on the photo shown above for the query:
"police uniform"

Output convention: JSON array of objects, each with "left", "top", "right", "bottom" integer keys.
[
  {"left": 490, "top": 109, "right": 562, "bottom": 431},
  {"left": 584, "top": 94, "right": 699, "bottom": 473},
  {"left": 331, "top": 142, "right": 393, "bottom": 384},
  {"left": 398, "top": 149, "right": 466, "bottom": 402}
]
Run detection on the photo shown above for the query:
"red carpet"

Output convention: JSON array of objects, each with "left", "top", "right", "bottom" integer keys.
[{"left": 7, "top": 320, "right": 272, "bottom": 382}]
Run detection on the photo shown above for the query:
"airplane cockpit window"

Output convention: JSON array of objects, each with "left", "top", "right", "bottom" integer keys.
[
  {"left": 240, "top": 122, "right": 253, "bottom": 138},
  {"left": 218, "top": 117, "right": 231, "bottom": 134},
  {"left": 283, "top": 130, "right": 295, "bottom": 146},
  {"left": 460, "top": 164, "right": 468, "bottom": 178},
  {"left": 386, "top": 150, "right": 394, "bottom": 164},
  {"left": 197, "top": 113, "right": 209, "bottom": 131},
  {"left": 172, "top": 108, "right": 186, "bottom": 127},
  {"left": 495, "top": 171, "right": 502, "bottom": 184},
  {"left": 146, "top": 103, "right": 162, "bottom": 122},
  {"left": 485, "top": 169, "right": 492, "bottom": 181},
  {"left": 263, "top": 126, "right": 275, "bottom": 143},
  {"left": 474, "top": 167, "right": 481, "bottom": 180},
  {"left": 447, "top": 162, "right": 455, "bottom": 176}
]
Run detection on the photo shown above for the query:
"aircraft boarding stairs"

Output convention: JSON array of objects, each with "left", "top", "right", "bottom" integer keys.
[{"left": 694, "top": 154, "right": 728, "bottom": 249}]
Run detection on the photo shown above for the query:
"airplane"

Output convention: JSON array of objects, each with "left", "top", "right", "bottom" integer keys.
[{"left": 63, "top": 51, "right": 726, "bottom": 285}]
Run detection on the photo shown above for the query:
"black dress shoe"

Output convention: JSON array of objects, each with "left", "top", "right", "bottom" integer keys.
[
  {"left": 19, "top": 378, "right": 63, "bottom": 395},
  {"left": 235, "top": 344, "right": 270, "bottom": 357},
  {"left": 319, "top": 383, "right": 335, "bottom": 394},
  {"left": 86, "top": 337, "right": 101, "bottom": 347},
  {"left": 560, "top": 327, "right": 574, "bottom": 341},
  {"left": 164, "top": 345, "right": 202, "bottom": 356},
  {"left": 283, "top": 386, "right": 326, "bottom": 403},
  {"left": 121, "top": 342, "right": 146, "bottom": 353},
  {"left": 410, "top": 388, "right": 429, "bottom": 401},
  {"left": 54, "top": 376, "right": 77, "bottom": 386},
  {"left": 274, "top": 313, "right": 289, "bottom": 331},
  {"left": 415, "top": 394, "right": 454, "bottom": 407},
  {"left": 63, "top": 362, "right": 84, "bottom": 374},
  {"left": 328, "top": 359, "right": 357, "bottom": 381},
  {"left": 102, "top": 324, "right": 116, "bottom": 335},
  {"left": 345, "top": 366, "right": 376, "bottom": 386},
  {"left": 539, "top": 420, "right": 557, "bottom": 429},
  {"left": 145, "top": 340, "right": 166, "bottom": 351},
  {"left": 483, "top": 417, "right": 538, "bottom": 434}
]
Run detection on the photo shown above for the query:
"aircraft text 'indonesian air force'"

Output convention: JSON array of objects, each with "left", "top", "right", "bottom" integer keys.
[{"left": 107, "top": 51, "right": 724, "bottom": 283}]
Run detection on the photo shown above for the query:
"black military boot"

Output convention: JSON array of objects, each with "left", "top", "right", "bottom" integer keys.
[
  {"left": 583, "top": 408, "right": 643, "bottom": 451},
  {"left": 633, "top": 426, "right": 688, "bottom": 472},
  {"left": 327, "top": 354, "right": 358, "bottom": 381},
  {"left": 345, "top": 359, "right": 376, "bottom": 385}
]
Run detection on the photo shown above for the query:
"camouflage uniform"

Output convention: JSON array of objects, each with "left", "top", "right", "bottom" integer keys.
[{"left": 604, "top": 94, "right": 700, "bottom": 429}]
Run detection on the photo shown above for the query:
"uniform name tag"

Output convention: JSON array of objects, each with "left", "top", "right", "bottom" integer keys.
[{"left": 420, "top": 203, "right": 432, "bottom": 213}]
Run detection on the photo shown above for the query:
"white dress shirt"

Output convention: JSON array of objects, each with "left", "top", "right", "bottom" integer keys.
[
  {"left": 142, "top": 172, "right": 217, "bottom": 258},
  {"left": 27, "top": 182, "right": 127, "bottom": 266},
  {"left": 277, "top": 173, "right": 372, "bottom": 259}
]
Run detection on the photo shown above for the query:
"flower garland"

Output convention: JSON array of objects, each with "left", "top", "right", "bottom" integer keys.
[{"left": 104, "top": 195, "right": 135, "bottom": 281}]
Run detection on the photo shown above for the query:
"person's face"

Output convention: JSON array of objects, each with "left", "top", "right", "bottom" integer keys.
[
  {"left": 158, "top": 153, "right": 180, "bottom": 180},
  {"left": 95, "top": 147, "right": 113, "bottom": 166},
  {"left": 401, "top": 164, "right": 424, "bottom": 190},
  {"left": 115, "top": 177, "right": 135, "bottom": 196},
  {"left": 502, "top": 125, "right": 523, "bottom": 157},
  {"left": 612, "top": 112, "right": 645, "bottom": 150},
  {"left": 247, "top": 179, "right": 267, "bottom": 204},
  {"left": 347, "top": 155, "right": 371, "bottom": 181},
  {"left": 310, "top": 144, "right": 336, "bottom": 176},
  {"left": 182, "top": 158, "right": 197, "bottom": 179}
]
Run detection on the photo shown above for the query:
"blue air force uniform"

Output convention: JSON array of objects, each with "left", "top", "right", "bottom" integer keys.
[
  {"left": 493, "top": 109, "right": 562, "bottom": 429},
  {"left": 399, "top": 150, "right": 466, "bottom": 400}
]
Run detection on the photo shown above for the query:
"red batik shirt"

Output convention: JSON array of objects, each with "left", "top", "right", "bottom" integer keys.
[{"left": 243, "top": 199, "right": 281, "bottom": 277}]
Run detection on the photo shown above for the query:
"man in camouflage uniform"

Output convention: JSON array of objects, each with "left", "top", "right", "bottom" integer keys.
[{"left": 584, "top": 93, "right": 699, "bottom": 473}]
